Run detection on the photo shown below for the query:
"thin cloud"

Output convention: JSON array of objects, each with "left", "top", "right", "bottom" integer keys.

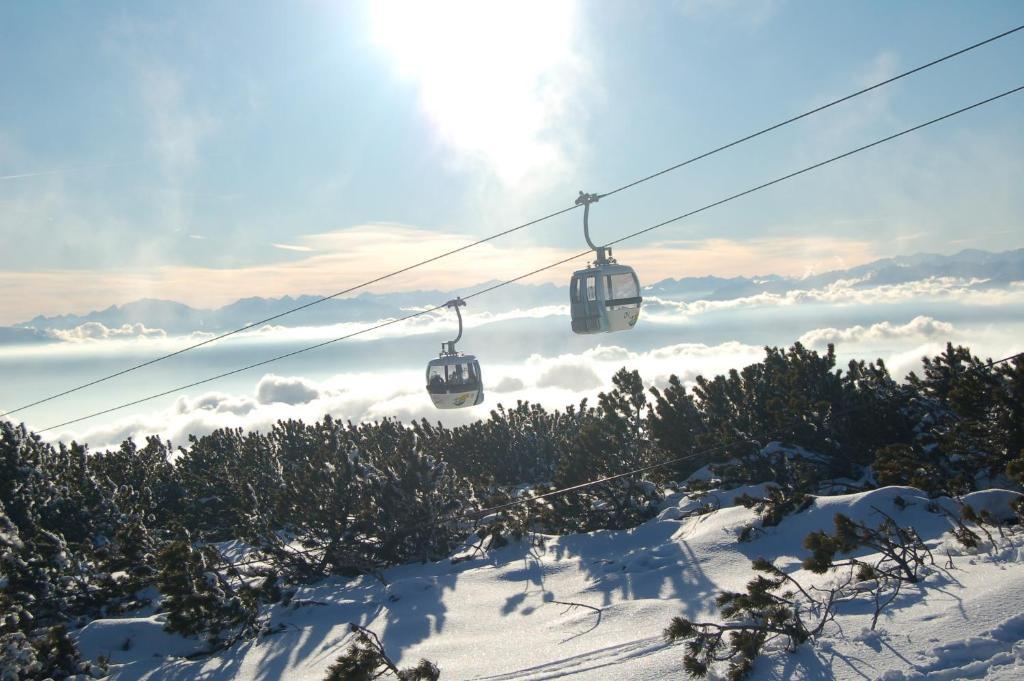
[
  {"left": 272, "top": 243, "right": 314, "bottom": 253},
  {"left": 0, "top": 160, "right": 143, "bottom": 182},
  {"left": 642, "top": 277, "right": 1023, "bottom": 323},
  {"left": 0, "top": 224, "right": 884, "bottom": 324}
]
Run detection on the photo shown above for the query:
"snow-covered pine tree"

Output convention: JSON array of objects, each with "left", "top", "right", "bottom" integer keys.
[
  {"left": 355, "top": 418, "right": 470, "bottom": 567},
  {"left": 174, "top": 429, "right": 249, "bottom": 540},
  {"left": 896, "top": 344, "right": 1023, "bottom": 494},
  {"left": 649, "top": 374, "right": 710, "bottom": 479},
  {"left": 156, "top": 536, "right": 274, "bottom": 650},
  {"left": 0, "top": 424, "right": 110, "bottom": 679},
  {"left": 545, "top": 370, "right": 660, "bottom": 532},
  {"left": 268, "top": 417, "right": 374, "bottom": 578}
]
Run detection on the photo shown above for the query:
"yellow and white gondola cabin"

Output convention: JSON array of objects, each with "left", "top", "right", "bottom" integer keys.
[{"left": 425, "top": 298, "right": 484, "bottom": 409}]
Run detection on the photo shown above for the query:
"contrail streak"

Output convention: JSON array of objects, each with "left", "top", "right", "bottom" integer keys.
[{"left": 0, "top": 160, "right": 142, "bottom": 181}]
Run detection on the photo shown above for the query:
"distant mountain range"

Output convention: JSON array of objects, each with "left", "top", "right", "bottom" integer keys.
[
  {"left": 8, "top": 248, "right": 1023, "bottom": 341},
  {"left": 12, "top": 283, "right": 569, "bottom": 337},
  {"left": 644, "top": 248, "right": 1024, "bottom": 300}
]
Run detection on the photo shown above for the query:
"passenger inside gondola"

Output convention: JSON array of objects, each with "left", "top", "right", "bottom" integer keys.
[{"left": 428, "top": 368, "right": 445, "bottom": 393}]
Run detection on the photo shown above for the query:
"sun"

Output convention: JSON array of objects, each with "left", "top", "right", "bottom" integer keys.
[{"left": 368, "top": 0, "right": 582, "bottom": 185}]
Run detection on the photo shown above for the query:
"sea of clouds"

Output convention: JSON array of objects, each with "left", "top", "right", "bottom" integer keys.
[{"left": 2, "top": 264, "right": 1019, "bottom": 451}]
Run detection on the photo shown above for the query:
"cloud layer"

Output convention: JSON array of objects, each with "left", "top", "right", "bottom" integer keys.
[
  {"left": 49, "top": 322, "right": 167, "bottom": 343},
  {"left": 644, "top": 277, "right": 1023, "bottom": 324},
  {"left": 46, "top": 340, "right": 768, "bottom": 450},
  {"left": 41, "top": 309, "right": 1024, "bottom": 454},
  {"left": 798, "top": 316, "right": 954, "bottom": 349},
  {"left": 0, "top": 224, "right": 886, "bottom": 325},
  {"left": 255, "top": 375, "right": 321, "bottom": 406}
]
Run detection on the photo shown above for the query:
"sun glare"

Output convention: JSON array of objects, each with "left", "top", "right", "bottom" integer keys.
[{"left": 369, "top": 0, "right": 581, "bottom": 185}]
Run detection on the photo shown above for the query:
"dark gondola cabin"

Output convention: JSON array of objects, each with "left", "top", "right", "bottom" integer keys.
[
  {"left": 570, "top": 261, "right": 642, "bottom": 334},
  {"left": 569, "top": 191, "right": 643, "bottom": 335}
]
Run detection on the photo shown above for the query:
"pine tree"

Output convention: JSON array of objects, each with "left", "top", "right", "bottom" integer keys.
[
  {"left": 156, "top": 537, "right": 272, "bottom": 650},
  {"left": 174, "top": 429, "right": 248, "bottom": 540},
  {"left": 649, "top": 375, "right": 709, "bottom": 478},
  {"left": 324, "top": 624, "right": 439, "bottom": 681},
  {"left": 545, "top": 371, "right": 661, "bottom": 531}
]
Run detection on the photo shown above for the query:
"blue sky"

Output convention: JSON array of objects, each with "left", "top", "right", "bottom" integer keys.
[
  {"left": 1, "top": 1, "right": 1023, "bottom": 322},
  {"left": 1, "top": 1, "right": 1024, "bottom": 445}
]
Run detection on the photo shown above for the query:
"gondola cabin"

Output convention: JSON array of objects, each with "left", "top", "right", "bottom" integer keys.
[
  {"left": 569, "top": 191, "right": 643, "bottom": 334},
  {"left": 570, "top": 261, "right": 642, "bottom": 334},
  {"left": 426, "top": 354, "right": 484, "bottom": 409}
]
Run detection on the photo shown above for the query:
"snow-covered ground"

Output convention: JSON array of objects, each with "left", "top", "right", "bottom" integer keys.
[{"left": 77, "top": 486, "right": 1024, "bottom": 680}]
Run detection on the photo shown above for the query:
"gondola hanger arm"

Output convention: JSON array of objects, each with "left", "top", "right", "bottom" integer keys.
[
  {"left": 575, "top": 191, "right": 611, "bottom": 264},
  {"left": 442, "top": 297, "right": 466, "bottom": 355}
]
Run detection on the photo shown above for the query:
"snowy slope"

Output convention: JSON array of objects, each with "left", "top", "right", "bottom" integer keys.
[{"left": 76, "top": 486, "right": 1024, "bottom": 680}]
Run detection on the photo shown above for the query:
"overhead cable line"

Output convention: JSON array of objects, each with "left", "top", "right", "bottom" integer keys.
[
  {"left": 219, "top": 347, "right": 1024, "bottom": 570},
  {"left": 0, "top": 202, "right": 577, "bottom": 420},
  {"left": 5, "top": 23, "right": 1022, "bottom": 421},
  {"left": 597, "top": 23, "right": 1024, "bottom": 201},
  {"left": 37, "top": 84, "right": 1024, "bottom": 434},
  {"left": 18, "top": 348, "right": 1024, "bottom": 602},
  {"left": 468, "top": 364, "right": 1024, "bottom": 521},
  {"left": 31, "top": 346, "right": 1024, "bottom": 600},
  {"left": 22, "top": 349, "right": 1024, "bottom": 598},
  {"left": 605, "top": 85, "right": 1024, "bottom": 247}
]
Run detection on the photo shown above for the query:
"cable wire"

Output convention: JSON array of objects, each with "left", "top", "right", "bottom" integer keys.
[
  {"left": 0, "top": 203, "right": 578, "bottom": 420},
  {"left": 36, "top": 84, "right": 1024, "bottom": 434},
  {"left": 598, "top": 23, "right": 1024, "bottom": 200},
  {"left": 5, "top": 23, "right": 1021, "bottom": 421},
  {"left": 226, "top": 348, "right": 1024, "bottom": 569},
  {"left": 20, "top": 349, "right": 1024, "bottom": 599}
]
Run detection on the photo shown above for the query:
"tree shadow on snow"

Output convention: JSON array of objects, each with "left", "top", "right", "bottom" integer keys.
[
  {"left": 118, "top": 577, "right": 393, "bottom": 681},
  {"left": 377, "top": 566, "right": 460, "bottom": 660},
  {"left": 543, "top": 519, "right": 719, "bottom": 619},
  {"left": 764, "top": 646, "right": 875, "bottom": 681}
]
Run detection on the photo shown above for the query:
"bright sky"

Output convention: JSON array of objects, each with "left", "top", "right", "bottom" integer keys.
[{"left": 1, "top": 0, "right": 1023, "bottom": 322}]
